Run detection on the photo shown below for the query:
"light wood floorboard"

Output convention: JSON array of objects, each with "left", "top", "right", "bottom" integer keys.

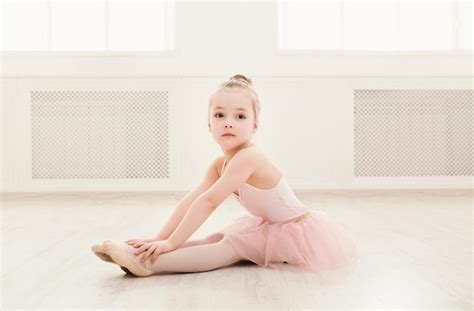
[{"left": 1, "top": 189, "right": 472, "bottom": 310}]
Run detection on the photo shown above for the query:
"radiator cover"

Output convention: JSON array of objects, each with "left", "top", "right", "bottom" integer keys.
[
  {"left": 354, "top": 89, "right": 473, "bottom": 177},
  {"left": 31, "top": 90, "right": 170, "bottom": 179}
]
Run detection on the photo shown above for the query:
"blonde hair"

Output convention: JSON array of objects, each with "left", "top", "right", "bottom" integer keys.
[{"left": 208, "top": 74, "right": 261, "bottom": 124}]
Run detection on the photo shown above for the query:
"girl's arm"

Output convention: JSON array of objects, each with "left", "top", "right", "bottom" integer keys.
[
  {"left": 155, "top": 157, "right": 222, "bottom": 240},
  {"left": 168, "top": 148, "right": 259, "bottom": 248}
]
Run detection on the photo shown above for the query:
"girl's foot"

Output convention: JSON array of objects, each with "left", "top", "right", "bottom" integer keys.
[
  {"left": 91, "top": 243, "right": 133, "bottom": 275},
  {"left": 102, "top": 240, "right": 156, "bottom": 277},
  {"left": 120, "top": 266, "right": 133, "bottom": 275},
  {"left": 91, "top": 243, "right": 114, "bottom": 263}
]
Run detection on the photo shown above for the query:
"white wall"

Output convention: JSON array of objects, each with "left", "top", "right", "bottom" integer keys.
[{"left": 1, "top": 1, "right": 472, "bottom": 192}]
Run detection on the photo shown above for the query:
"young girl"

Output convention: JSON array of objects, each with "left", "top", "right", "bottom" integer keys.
[{"left": 91, "top": 74, "right": 359, "bottom": 277}]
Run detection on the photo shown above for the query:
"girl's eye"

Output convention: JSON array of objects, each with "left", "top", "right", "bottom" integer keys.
[{"left": 214, "top": 113, "right": 246, "bottom": 119}]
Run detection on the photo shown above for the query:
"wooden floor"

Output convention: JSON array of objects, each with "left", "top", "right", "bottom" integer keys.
[{"left": 1, "top": 189, "right": 472, "bottom": 310}]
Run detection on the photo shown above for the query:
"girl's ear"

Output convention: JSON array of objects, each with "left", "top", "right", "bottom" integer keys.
[{"left": 252, "top": 122, "right": 258, "bottom": 133}]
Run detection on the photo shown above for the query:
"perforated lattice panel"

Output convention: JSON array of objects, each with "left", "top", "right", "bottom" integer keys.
[
  {"left": 354, "top": 89, "right": 473, "bottom": 177},
  {"left": 31, "top": 90, "right": 169, "bottom": 179}
]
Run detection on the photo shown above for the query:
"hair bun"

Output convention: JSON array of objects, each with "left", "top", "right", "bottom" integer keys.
[{"left": 229, "top": 74, "right": 252, "bottom": 87}]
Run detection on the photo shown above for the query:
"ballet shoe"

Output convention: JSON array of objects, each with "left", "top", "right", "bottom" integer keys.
[
  {"left": 102, "top": 240, "right": 155, "bottom": 277},
  {"left": 91, "top": 244, "right": 114, "bottom": 263},
  {"left": 91, "top": 243, "right": 133, "bottom": 275},
  {"left": 120, "top": 266, "right": 133, "bottom": 275}
]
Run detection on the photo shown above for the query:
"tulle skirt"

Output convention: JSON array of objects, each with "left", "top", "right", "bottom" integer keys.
[{"left": 217, "top": 210, "right": 360, "bottom": 273}]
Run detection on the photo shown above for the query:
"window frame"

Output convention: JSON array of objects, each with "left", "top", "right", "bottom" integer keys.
[
  {"left": 276, "top": 0, "right": 473, "bottom": 56},
  {"left": 0, "top": 0, "right": 177, "bottom": 55}
]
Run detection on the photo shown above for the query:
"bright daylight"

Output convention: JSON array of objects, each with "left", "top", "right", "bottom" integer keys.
[{"left": 1, "top": 0, "right": 472, "bottom": 310}]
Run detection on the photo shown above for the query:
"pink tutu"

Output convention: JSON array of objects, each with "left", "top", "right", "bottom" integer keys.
[{"left": 217, "top": 210, "right": 360, "bottom": 273}]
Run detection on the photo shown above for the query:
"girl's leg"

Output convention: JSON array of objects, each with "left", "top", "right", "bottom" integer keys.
[
  {"left": 147, "top": 239, "right": 242, "bottom": 274},
  {"left": 92, "top": 233, "right": 224, "bottom": 267},
  {"left": 102, "top": 238, "right": 244, "bottom": 276},
  {"left": 175, "top": 232, "right": 224, "bottom": 249},
  {"left": 123, "top": 237, "right": 224, "bottom": 275}
]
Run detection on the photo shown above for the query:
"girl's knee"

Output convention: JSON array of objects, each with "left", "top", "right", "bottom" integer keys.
[{"left": 216, "top": 239, "right": 243, "bottom": 263}]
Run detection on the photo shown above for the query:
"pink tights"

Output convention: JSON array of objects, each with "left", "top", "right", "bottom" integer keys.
[{"left": 146, "top": 233, "right": 244, "bottom": 274}]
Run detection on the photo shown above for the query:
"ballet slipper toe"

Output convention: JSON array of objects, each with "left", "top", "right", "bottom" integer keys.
[
  {"left": 102, "top": 240, "right": 155, "bottom": 277},
  {"left": 91, "top": 244, "right": 114, "bottom": 263},
  {"left": 91, "top": 243, "right": 134, "bottom": 275}
]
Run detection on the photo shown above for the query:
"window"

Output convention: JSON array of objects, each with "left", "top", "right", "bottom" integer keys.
[
  {"left": 278, "top": 0, "right": 473, "bottom": 53},
  {"left": 1, "top": 0, "right": 175, "bottom": 52}
]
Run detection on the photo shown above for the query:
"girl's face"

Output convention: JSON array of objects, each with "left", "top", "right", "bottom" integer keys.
[{"left": 208, "top": 88, "right": 258, "bottom": 149}]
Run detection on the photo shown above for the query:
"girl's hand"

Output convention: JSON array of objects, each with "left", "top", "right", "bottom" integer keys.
[
  {"left": 134, "top": 240, "right": 176, "bottom": 264},
  {"left": 124, "top": 237, "right": 162, "bottom": 248}
]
